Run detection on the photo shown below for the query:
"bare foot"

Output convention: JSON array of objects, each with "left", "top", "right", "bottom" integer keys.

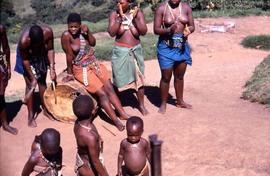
[
  {"left": 113, "top": 119, "right": 125, "bottom": 131},
  {"left": 176, "top": 100, "right": 192, "bottom": 109},
  {"left": 138, "top": 105, "right": 149, "bottom": 116},
  {"left": 119, "top": 112, "right": 130, "bottom": 120},
  {"left": 28, "top": 119, "right": 37, "bottom": 128},
  {"left": 158, "top": 103, "right": 166, "bottom": 114},
  {"left": 43, "top": 109, "right": 55, "bottom": 121},
  {"left": 3, "top": 125, "right": 18, "bottom": 135}
]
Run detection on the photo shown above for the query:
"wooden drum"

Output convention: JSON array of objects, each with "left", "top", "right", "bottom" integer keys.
[{"left": 44, "top": 71, "right": 97, "bottom": 123}]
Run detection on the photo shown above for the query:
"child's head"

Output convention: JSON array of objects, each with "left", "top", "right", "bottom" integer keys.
[
  {"left": 40, "top": 128, "right": 61, "bottom": 160},
  {"left": 67, "top": 13, "right": 81, "bottom": 35},
  {"left": 126, "top": 116, "right": 144, "bottom": 144},
  {"left": 73, "top": 95, "right": 94, "bottom": 121}
]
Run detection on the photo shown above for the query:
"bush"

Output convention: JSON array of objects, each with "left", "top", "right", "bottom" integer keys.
[
  {"left": 187, "top": 0, "right": 268, "bottom": 10},
  {"left": 242, "top": 55, "right": 270, "bottom": 106},
  {"left": 241, "top": 35, "right": 270, "bottom": 51}
]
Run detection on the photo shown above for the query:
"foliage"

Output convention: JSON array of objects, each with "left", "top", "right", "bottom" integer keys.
[
  {"left": 242, "top": 55, "right": 270, "bottom": 106},
  {"left": 193, "top": 8, "right": 270, "bottom": 18},
  {"left": 31, "top": 0, "right": 69, "bottom": 24},
  {"left": 0, "top": 0, "right": 16, "bottom": 27},
  {"left": 186, "top": 0, "right": 270, "bottom": 11},
  {"left": 241, "top": 35, "right": 270, "bottom": 51}
]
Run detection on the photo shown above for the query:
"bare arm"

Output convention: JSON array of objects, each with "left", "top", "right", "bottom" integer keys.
[
  {"left": 21, "top": 151, "right": 39, "bottom": 176},
  {"left": 81, "top": 24, "right": 96, "bottom": 46},
  {"left": 61, "top": 31, "right": 74, "bottom": 75},
  {"left": 117, "top": 140, "right": 125, "bottom": 176},
  {"left": 0, "top": 26, "right": 11, "bottom": 79},
  {"left": 185, "top": 3, "right": 195, "bottom": 35},
  {"left": 153, "top": 4, "right": 171, "bottom": 36},
  {"left": 86, "top": 135, "right": 109, "bottom": 176},
  {"left": 19, "top": 36, "right": 37, "bottom": 87},
  {"left": 144, "top": 139, "right": 151, "bottom": 161},
  {"left": 107, "top": 11, "right": 124, "bottom": 37},
  {"left": 132, "top": 9, "right": 147, "bottom": 36},
  {"left": 45, "top": 27, "right": 56, "bottom": 81}
]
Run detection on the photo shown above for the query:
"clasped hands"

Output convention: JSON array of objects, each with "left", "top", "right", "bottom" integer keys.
[
  {"left": 117, "top": 3, "right": 139, "bottom": 20},
  {"left": 169, "top": 21, "right": 191, "bottom": 37}
]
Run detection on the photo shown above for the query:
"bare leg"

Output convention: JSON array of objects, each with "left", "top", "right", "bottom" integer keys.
[
  {"left": 37, "top": 77, "right": 55, "bottom": 121},
  {"left": 103, "top": 80, "right": 130, "bottom": 120},
  {"left": 0, "top": 95, "right": 18, "bottom": 135},
  {"left": 96, "top": 88, "right": 124, "bottom": 131},
  {"left": 24, "top": 76, "right": 37, "bottom": 127},
  {"left": 174, "top": 62, "right": 192, "bottom": 109},
  {"left": 158, "top": 68, "right": 173, "bottom": 114},
  {"left": 136, "top": 86, "right": 149, "bottom": 115}
]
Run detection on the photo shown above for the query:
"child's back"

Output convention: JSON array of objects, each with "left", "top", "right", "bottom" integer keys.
[{"left": 73, "top": 95, "right": 109, "bottom": 176}]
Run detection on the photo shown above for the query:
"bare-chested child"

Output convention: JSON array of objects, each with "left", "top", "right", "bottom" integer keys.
[
  {"left": 73, "top": 95, "right": 109, "bottom": 176},
  {"left": 22, "top": 128, "right": 63, "bottom": 176},
  {"left": 117, "top": 116, "right": 150, "bottom": 176}
]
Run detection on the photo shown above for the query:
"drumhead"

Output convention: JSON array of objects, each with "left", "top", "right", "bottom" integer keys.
[{"left": 44, "top": 71, "right": 97, "bottom": 123}]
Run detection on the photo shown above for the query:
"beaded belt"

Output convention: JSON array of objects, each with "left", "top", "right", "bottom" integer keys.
[{"left": 162, "top": 37, "right": 185, "bottom": 48}]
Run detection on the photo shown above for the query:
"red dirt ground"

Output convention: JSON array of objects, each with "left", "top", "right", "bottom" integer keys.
[{"left": 1, "top": 16, "right": 270, "bottom": 176}]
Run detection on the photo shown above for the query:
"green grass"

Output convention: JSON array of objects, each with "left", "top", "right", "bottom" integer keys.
[
  {"left": 241, "top": 35, "right": 270, "bottom": 50},
  {"left": 82, "top": 19, "right": 109, "bottom": 33},
  {"left": 242, "top": 55, "right": 270, "bottom": 106},
  {"left": 94, "top": 33, "right": 158, "bottom": 61},
  {"left": 50, "top": 19, "right": 108, "bottom": 39},
  {"left": 193, "top": 8, "right": 270, "bottom": 18},
  {"left": 54, "top": 33, "right": 158, "bottom": 60}
]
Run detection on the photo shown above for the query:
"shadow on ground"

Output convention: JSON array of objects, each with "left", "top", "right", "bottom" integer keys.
[
  {"left": 118, "top": 85, "right": 175, "bottom": 109},
  {"left": 0, "top": 92, "right": 44, "bottom": 128}
]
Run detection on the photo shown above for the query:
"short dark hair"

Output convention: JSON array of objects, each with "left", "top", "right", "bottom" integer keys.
[
  {"left": 126, "top": 116, "right": 144, "bottom": 130},
  {"left": 67, "top": 13, "right": 81, "bottom": 24},
  {"left": 73, "top": 95, "right": 94, "bottom": 121},
  {"left": 40, "top": 128, "right": 60, "bottom": 150},
  {"left": 29, "top": 25, "right": 44, "bottom": 45}
]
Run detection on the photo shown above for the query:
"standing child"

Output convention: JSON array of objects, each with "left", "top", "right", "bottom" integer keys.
[
  {"left": 117, "top": 116, "right": 150, "bottom": 176},
  {"left": 22, "top": 128, "right": 63, "bottom": 176},
  {"left": 73, "top": 95, "right": 109, "bottom": 176}
]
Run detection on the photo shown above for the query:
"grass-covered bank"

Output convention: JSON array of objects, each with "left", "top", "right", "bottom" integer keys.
[
  {"left": 242, "top": 55, "right": 270, "bottom": 106},
  {"left": 241, "top": 35, "right": 270, "bottom": 106}
]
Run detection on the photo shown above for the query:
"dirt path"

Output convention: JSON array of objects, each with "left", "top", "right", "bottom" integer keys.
[{"left": 1, "top": 16, "right": 270, "bottom": 176}]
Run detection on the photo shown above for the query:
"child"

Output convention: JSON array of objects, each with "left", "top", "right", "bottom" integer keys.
[
  {"left": 22, "top": 128, "right": 63, "bottom": 176},
  {"left": 73, "top": 95, "right": 109, "bottom": 176},
  {"left": 117, "top": 116, "right": 150, "bottom": 176}
]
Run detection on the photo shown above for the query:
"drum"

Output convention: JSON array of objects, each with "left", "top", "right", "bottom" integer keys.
[{"left": 44, "top": 71, "right": 97, "bottom": 123}]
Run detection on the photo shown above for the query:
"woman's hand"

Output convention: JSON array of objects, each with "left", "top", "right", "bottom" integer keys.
[
  {"left": 81, "top": 24, "right": 89, "bottom": 35},
  {"left": 7, "top": 66, "right": 11, "bottom": 80},
  {"left": 62, "top": 74, "right": 74, "bottom": 82},
  {"left": 50, "top": 69, "right": 57, "bottom": 82},
  {"left": 169, "top": 23, "right": 178, "bottom": 35},
  {"left": 30, "top": 77, "right": 38, "bottom": 88},
  {"left": 117, "top": 3, "right": 124, "bottom": 18},
  {"left": 183, "top": 25, "right": 191, "bottom": 37}
]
